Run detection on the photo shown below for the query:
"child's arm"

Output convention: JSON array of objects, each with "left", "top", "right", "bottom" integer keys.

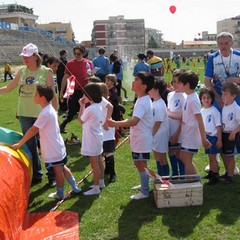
[
  {"left": 103, "top": 102, "right": 113, "bottom": 130},
  {"left": 216, "top": 125, "right": 223, "bottom": 149},
  {"left": 78, "top": 97, "right": 86, "bottom": 125},
  {"left": 229, "top": 124, "right": 240, "bottom": 141},
  {"left": 170, "top": 124, "right": 181, "bottom": 145},
  {"left": 11, "top": 126, "right": 39, "bottom": 149},
  {"left": 152, "top": 121, "right": 161, "bottom": 136},
  {"left": 108, "top": 116, "right": 140, "bottom": 128},
  {"left": 195, "top": 113, "right": 212, "bottom": 149},
  {"left": 167, "top": 109, "right": 182, "bottom": 120}
]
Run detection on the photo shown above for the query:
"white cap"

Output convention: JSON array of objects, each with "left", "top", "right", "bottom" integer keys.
[{"left": 19, "top": 43, "right": 38, "bottom": 57}]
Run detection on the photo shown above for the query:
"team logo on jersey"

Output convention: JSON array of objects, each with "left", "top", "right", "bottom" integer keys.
[
  {"left": 228, "top": 113, "right": 233, "bottom": 121},
  {"left": 174, "top": 99, "right": 180, "bottom": 107},
  {"left": 207, "top": 114, "right": 212, "bottom": 123}
]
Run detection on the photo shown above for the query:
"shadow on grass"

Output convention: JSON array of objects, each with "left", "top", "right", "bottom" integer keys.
[{"left": 112, "top": 176, "right": 240, "bottom": 239}]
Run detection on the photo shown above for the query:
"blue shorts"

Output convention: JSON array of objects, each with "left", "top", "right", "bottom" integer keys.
[
  {"left": 45, "top": 156, "right": 68, "bottom": 169},
  {"left": 205, "top": 135, "right": 222, "bottom": 154},
  {"left": 132, "top": 152, "right": 150, "bottom": 161},
  {"left": 222, "top": 132, "right": 240, "bottom": 156},
  {"left": 181, "top": 147, "right": 198, "bottom": 154}
]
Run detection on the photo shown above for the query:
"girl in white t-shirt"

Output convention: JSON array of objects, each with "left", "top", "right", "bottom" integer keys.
[
  {"left": 199, "top": 88, "right": 222, "bottom": 184},
  {"left": 78, "top": 83, "right": 104, "bottom": 196},
  {"left": 108, "top": 72, "right": 154, "bottom": 200},
  {"left": 148, "top": 79, "right": 170, "bottom": 176}
]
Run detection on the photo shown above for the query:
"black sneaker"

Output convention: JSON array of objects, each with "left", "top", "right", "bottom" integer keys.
[
  {"left": 203, "top": 171, "right": 213, "bottom": 179},
  {"left": 207, "top": 175, "right": 219, "bottom": 185},
  {"left": 219, "top": 172, "right": 228, "bottom": 179},
  {"left": 48, "top": 179, "right": 57, "bottom": 188},
  {"left": 224, "top": 176, "right": 234, "bottom": 185}
]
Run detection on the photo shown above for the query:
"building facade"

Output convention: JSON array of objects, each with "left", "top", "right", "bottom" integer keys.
[
  {"left": 92, "top": 15, "right": 145, "bottom": 57},
  {"left": 145, "top": 28, "right": 163, "bottom": 48},
  {"left": 0, "top": 3, "right": 38, "bottom": 27},
  {"left": 37, "top": 22, "right": 75, "bottom": 42},
  {"left": 217, "top": 16, "right": 240, "bottom": 48}
]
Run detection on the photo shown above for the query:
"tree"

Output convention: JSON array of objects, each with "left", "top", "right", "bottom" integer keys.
[{"left": 148, "top": 36, "right": 159, "bottom": 48}]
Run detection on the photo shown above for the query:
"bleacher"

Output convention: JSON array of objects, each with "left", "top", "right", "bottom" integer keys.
[{"left": 0, "top": 28, "right": 76, "bottom": 64}]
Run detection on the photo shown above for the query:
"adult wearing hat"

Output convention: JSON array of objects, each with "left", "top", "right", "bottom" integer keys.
[
  {"left": 0, "top": 43, "right": 57, "bottom": 187},
  {"left": 133, "top": 53, "right": 150, "bottom": 76}
]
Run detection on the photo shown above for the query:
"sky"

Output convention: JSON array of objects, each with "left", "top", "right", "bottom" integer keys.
[{"left": 3, "top": 0, "right": 240, "bottom": 44}]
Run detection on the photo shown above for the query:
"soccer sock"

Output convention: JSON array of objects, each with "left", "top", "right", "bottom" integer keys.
[
  {"left": 57, "top": 187, "right": 64, "bottom": 199},
  {"left": 156, "top": 161, "right": 163, "bottom": 176},
  {"left": 162, "top": 164, "right": 170, "bottom": 176},
  {"left": 99, "top": 179, "right": 105, "bottom": 188},
  {"left": 177, "top": 158, "right": 185, "bottom": 176},
  {"left": 67, "top": 176, "right": 81, "bottom": 193},
  {"left": 84, "top": 185, "right": 100, "bottom": 195},
  {"left": 169, "top": 155, "right": 179, "bottom": 176},
  {"left": 139, "top": 171, "right": 149, "bottom": 196}
]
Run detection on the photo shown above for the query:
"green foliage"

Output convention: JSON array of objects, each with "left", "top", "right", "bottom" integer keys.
[
  {"left": 1, "top": 62, "right": 240, "bottom": 240},
  {"left": 147, "top": 36, "right": 159, "bottom": 48}
]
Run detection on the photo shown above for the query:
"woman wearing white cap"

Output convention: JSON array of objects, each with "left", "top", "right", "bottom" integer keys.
[{"left": 0, "top": 43, "right": 58, "bottom": 186}]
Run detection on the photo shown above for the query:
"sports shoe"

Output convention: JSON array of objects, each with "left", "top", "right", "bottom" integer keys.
[
  {"left": 66, "top": 133, "right": 81, "bottom": 145},
  {"left": 224, "top": 176, "right": 234, "bottom": 185},
  {"left": 90, "top": 184, "right": 105, "bottom": 189},
  {"left": 48, "top": 179, "right": 57, "bottom": 188},
  {"left": 219, "top": 172, "right": 228, "bottom": 179},
  {"left": 130, "top": 192, "right": 149, "bottom": 200},
  {"left": 131, "top": 185, "right": 141, "bottom": 190},
  {"left": 83, "top": 188, "right": 100, "bottom": 196},
  {"left": 48, "top": 192, "right": 63, "bottom": 199}
]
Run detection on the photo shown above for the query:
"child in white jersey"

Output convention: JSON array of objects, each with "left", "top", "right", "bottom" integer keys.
[
  {"left": 12, "top": 85, "right": 81, "bottom": 199},
  {"left": 167, "top": 69, "right": 186, "bottom": 177},
  {"left": 199, "top": 88, "right": 222, "bottom": 184},
  {"left": 78, "top": 83, "right": 104, "bottom": 195},
  {"left": 178, "top": 70, "right": 211, "bottom": 175},
  {"left": 148, "top": 79, "right": 170, "bottom": 176},
  {"left": 99, "top": 82, "right": 117, "bottom": 183},
  {"left": 221, "top": 82, "right": 240, "bottom": 184},
  {"left": 108, "top": 72, "right": 154, "bottom": 200}
]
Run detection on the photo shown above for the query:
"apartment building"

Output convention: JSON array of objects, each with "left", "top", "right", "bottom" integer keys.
[
  {"left": 217, "top": 16, "right": 240, "bottom": 48},
  {"left": 92, "top": 15, "right": 145, "bottom": 57}
]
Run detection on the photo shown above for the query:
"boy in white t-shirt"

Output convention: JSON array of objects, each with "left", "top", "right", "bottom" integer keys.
[
  {"left": 178, "top": 70, "right": 211, "bottom": 175},
  {"left": 221, "top": 82, "right": 240, "bottom": 184},
  {"left": 108, "top": 72, "right": 154, "bottom": 200},
  {"left": 12, "top": 85, "right": 81, "bottom": 199},
  {"left": 167, "top": 69, "right": 186, "bottom": 177}
]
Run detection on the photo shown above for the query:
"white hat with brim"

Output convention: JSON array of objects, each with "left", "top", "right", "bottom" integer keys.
[{"left": 19, "top": 43, "right": 38, "bottom": 57}]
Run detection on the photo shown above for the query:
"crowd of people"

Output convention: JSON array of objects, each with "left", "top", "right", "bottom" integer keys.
[{"left": 0, "top": 31, "right": 240, "bottom": 200}]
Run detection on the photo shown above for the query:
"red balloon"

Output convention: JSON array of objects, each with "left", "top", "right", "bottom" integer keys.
[
  {"left": 169, "top": 5, "right": 176, "bottom": 14},
  {"left": 198, "top": 33, "right": 201, "bottom": 36}
]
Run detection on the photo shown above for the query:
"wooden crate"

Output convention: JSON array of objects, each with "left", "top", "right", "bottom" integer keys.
[{"left": 153, "top": 180, "right": 203, "bottom": 208}]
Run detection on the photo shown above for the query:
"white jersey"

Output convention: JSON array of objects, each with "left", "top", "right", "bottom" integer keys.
[
  {"left": 34, "top": 104, "right": 66, "bottom": 163},
  {"left": 100, "top": 97, "right": 115, "bottom": 141},
  {"left": 130, "top": 95, "right": 153, "bottom": 153},
  {"left": 81, "top": 103, "right": 103, "bottom": 156},
  {"left": 222, "top": 101, "right": 240, "bottom": 132},
  {"left": 152, "top": 98, "right": 169, "bottom": 153},
  {"left": 201, "top": 106, "right": 222, "bottom": 137},
  {"left": 181, "top": 92, "right": 202, "bottom": 149},
  {"left": 167, "top": 91, "right": 186, "bottom": 141}
]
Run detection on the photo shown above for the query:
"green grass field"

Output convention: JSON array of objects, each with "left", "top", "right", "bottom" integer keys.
[{"left": 1, "top": 60, "right": 240, "bottom": 240}]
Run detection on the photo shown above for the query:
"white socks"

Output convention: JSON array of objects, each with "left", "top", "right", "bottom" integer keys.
[{"left": 83, "top": 185, "right": 100, "bottom": 196}]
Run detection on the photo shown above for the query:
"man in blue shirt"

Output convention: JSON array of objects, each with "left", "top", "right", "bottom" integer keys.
[
  {"left": 133, "top": 54, "right": 151, "bottom": 76},
  {"left": 92, "top": 47, "right": 110, "bottom": 82}
]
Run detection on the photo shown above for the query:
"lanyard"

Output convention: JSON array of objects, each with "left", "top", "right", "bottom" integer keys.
[{"left": 220, "top": 50, "right": 232, "bottom": 77}]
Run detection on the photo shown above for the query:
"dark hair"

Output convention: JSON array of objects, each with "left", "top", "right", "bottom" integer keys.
[
  {"left": 98, "top": 47, "right": 105, "bottom": 54},
  {"left": 135, "top": 72, "right": 154, "bottom": 93},
  {"left": 146, "top": 50, "right": 154, "bottom": 56},
  {"left": 36, "top": 85, "right": 54, "bottom": 102},
  {"left": 153, "top": 79, "right": 171, "bottom": 104},
  {"left": 110, "top": 54, "right": 118, "bottom": 63},
  {"left": 179, "top": 70, "right": 199, "bottom": 89},
  {"left": 73, "top": 44, "right": 86, "bottom": 54},
  {"left": 59, "top": 50, "right": 67, "bottom": 56},
  {"left": 84, "top": 83, "right": 102, "bottom": 103},
  {"left": 222, "top": 82, "right": 239, "bottom": 97},
  {"left": 46, "top": 56, "right": 59, "bottom": 65},
  {"left": 199, "top": 88, "right": 215, "bottom": 105},
  {"left": 88, "top": 76, "right": 101, "bottom": 83}
]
